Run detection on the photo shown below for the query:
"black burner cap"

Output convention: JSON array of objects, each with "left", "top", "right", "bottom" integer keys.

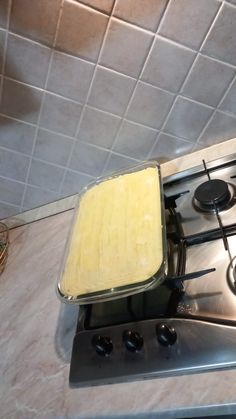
[{"left": 194, "top": 179, "right": 230, "bottom": 208}]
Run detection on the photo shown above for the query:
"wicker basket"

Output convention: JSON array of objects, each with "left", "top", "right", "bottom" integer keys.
[{"left": 0, "top": 223, "right": 9, "bottom": 275}]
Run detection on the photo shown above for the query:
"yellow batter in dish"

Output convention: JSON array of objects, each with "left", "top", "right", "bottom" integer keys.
[{"left": 60, "top": 167, "right": 163, "bottom": 297}]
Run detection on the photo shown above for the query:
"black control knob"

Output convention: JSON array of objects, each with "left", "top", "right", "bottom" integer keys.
[
  {"left": 123, "top": 330, "right": 144, "bottom": 352},
  {"left": 156, "top": 324, "right": 177, "bottom": 346},
  {"left": 92, "top": 334, "right": 113, "bottom": 356}
]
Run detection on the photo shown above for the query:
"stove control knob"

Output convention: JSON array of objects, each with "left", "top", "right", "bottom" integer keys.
[
  {"left": 92, "top": 334, "right": 113, "bottom": 356},
  {"left": 156, "top": 324, "right": 177, "bottom": 346},
  {"left": 123, "top": 330, "right": 144, "bottom": 352}
]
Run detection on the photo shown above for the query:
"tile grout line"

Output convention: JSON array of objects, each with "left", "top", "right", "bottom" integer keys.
[
  {"left": 4, "top": 27, "right": 236, "bottom": 85},
  {"left": 0, "top": 198, "right": 19, "bottom": 209},
  {"left": 72, "top": 1, "right": 113, "bottom": 16},
  {"left": 2, "top": 89, "right": 236, "bottom": 146},
  {"left": 57, "top": 0, "right": 119, "bottom": 195},
  {"left": 73, "top": 4, "right": 119, "bottom": 133},
  {"left": 0, "top": 0, "right": 12, "bottom": 102},
  {"left": 3, "top": 75, "right": 84, "bottom": 103},
  {"left": 100, "top": 0, "right": 172, "bottom": 175},
  {"left": 195, "top": 72, "right": 236, "bottom": 147},
  {"left": 155, "top": 0, "right": 172, "bottom": 35},
  {"left": 19, "top": 0, "right": 65, "bottom": 211},
  {"left": 0, "top": 0, "right": 233, "bottom": 199},
  {"left": 3, "top": 3, "right": 236, "bottom": 74},
  {"left": 66, "top": 0, "right": 111, "bottom": 16},
  {"left": 198, "top": 50, "right": 236, "bottom": 71},
  {"left": 0, "top": 139, "right": 185, "bottom": 172},
  {"left": 110, "top": 15, "right": 155, "bottom": 36},
  {"left": 1, "top": 1, "right": 235, "bottom": 210},
  {"left": 104, "top": 0, "right": 223, "bottom": 167},
  {"left": 0, "top": 127, "right": 200, "bottom": 162},
  {"left": 6, "top": 30, "right": 53, "bottom": 49},
  {"left": 180, "top": 2, "right": 224, "bottom": 94},
  {"left": 192, "top": 1, "right": 236, "bottom": 147},
  {"left": 1, "top": 35, "right": 236, "bottom": 101},
  {"left": 157, "top": 0, "right": 223, "bottom": 54},
  {"left": 6, "top": 18, "right": 236, "bottom": 71},
  {"left": 200, "top": 1, "right": 226, "bottom": 53},
  {"left": 0, "top": 171, "right": 95, "bottom": 195},
  {"left": 0, "top": 153, "right": 140, "bottom": 193},
  {"left": 147, "top": 1, "right": 225, "bottom": 159},
  {"left": 0, "top": 111, "right": 37, "bottom": 127},
  {"left": 210, "top": 70, "right": 236, "bottom": 109},
  {"left": 1, "top": 69, "right": 225, "bottom": 114}
]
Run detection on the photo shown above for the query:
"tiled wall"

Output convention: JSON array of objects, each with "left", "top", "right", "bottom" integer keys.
[{"left": 0, "top": 0, "right": 236, "bottom": 218}]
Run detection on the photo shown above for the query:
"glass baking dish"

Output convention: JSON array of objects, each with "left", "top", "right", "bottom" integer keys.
[{"left": 57, "top": 161, "right": 167, "bottom": 304}]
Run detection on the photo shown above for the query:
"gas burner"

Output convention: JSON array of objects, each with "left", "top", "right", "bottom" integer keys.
[
  {"left": 227, "top": 257, "right": 236, "bottom": 293},
  {"left": 193, "top": 179, "right": 233, "bottom": 213}
]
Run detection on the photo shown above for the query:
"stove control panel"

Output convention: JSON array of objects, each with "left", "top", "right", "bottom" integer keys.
[{"left": 70, "top": 318, "right": 236, "bottom": 387}]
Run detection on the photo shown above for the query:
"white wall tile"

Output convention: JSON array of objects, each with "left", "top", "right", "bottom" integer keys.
[
  {"left": 164, "top": 97, "right": 213, "bottom": 141},
  {"left": 60, "top": 170, "right": 94, "bottom": 196},
  {"left": 77, "top": 106, "right": 121, "bottom": 148},
  {"left": 28, "top": 159, "right": 65, "bottom": 191},
  {"left": 69, "top": 141, "right": 109, "bottom": 176},
  {"left": 220, "top": 80, "right": 236, "bottom": 116},
  {"left": 0, "top": 115, "right": 36, "bottom": 155},
  {"left": 113, "top": 120, "right": 157, "bottom": 159},
  {"left": 88, "top": 67, "right": 136, "bottom": 115},
  {"left": 39, "top": 93, "right": 82, "bottom": 137},
  {"left": 1, "top": 0, "right": 236, "bottom": 217},
  {"left": 0, "top": 79, "right": 43, "bottom": 124},
  {"left": 33, "top": 129, "right": 74, "bottom": 166},
  {"left": 56, "top": 1, "right": 108, "bottom": 61},
  {"left": 150, "top": 132, "right": 194, "bottom": 161},
  {"left": 10, "top": 0, "right": 61, "bottom": 46},
  {"left": 100, "top": 19, "right": 153, "bottom": 78},
  {"left": 114, "top": 0, "right": 168, "bottom": 31},
  {"left": 23, "top": 185, "right": 58, "bottom": 209},
  {"left": 127, "top": 81, "right": 174, "bottom": 129},
  {"left": 0, "top": 148, "right": 30, "bottom": 181},
  {"left": 0, "top": 0, "right": 9, "bottom": 29},
  {"left": 79, "top": 0, "right": 114, "bottom": 14},
  {"left": 159, "top": 0, "right": 220, "bottom": 49},
  {"left": 0, "top": 177, "right": 24, "bottom": 205},
  {"left": 0, "top": 29, "right": 6, "bottom": 72},
  {"left": 182, "top": 55, "right": 235, "bottom": 107},
  {"left": 5, "top": 34, "right": 51, "bottom": 88},
  {"left": 199, "top": 111, "right": 236, "bottom": 146},
  {"left": 0, "top": 202, "right": 20, "bottom": 219},
  {"left": 104, "top": 153, "right": 138, "bottom": 175},
  {"left": 47, "top": 51, "right": 95, "bottom": 103},
  {"left": 202, "top": 4, "right": 236, "bottom": 66},
  {"left": 142, "top": 37, "right": 196, "bottom": 93}
]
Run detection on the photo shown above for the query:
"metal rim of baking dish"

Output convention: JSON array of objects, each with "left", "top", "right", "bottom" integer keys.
[{"left": 56, "top": 161, "right": 168, "bottom": 305}]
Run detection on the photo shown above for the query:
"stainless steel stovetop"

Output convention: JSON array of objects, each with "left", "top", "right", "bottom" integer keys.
[{"left": 70, "top": 154, "right": 236, "bottom": 387}]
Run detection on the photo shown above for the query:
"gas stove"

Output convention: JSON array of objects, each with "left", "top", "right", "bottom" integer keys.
[{"left": 69, "top": 154, "right": 236, "bottom": 387}]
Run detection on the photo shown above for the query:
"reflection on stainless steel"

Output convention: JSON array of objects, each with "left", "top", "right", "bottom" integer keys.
[
  {"left": 70, "top": 154, "right": 236, "bottom": 387},
  {"left": 180, "top": 236, "right": 236, "bottom": 321},
  {"left": 183, "top": 291, "right": 222, "bottom": 300},
  {"left": 227, "top": 257, "right": 236, "bottom": 294},
  {"left": 70, "top": 319, "right": 236, "bottom": 387}
]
